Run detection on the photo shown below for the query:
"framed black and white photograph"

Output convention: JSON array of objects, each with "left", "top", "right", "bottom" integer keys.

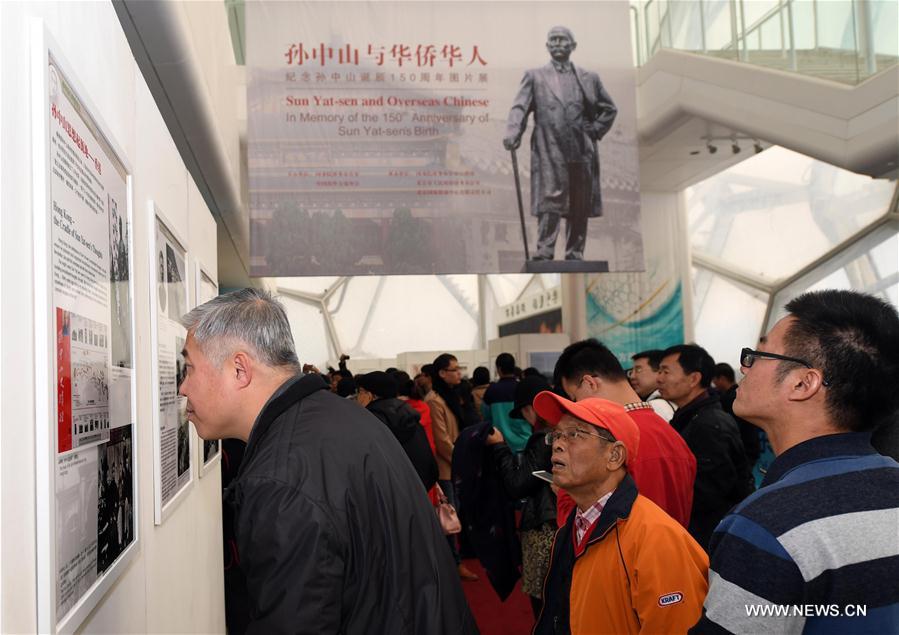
[{"left": 149, "top": 203, "right": 194, "bottom": 524}]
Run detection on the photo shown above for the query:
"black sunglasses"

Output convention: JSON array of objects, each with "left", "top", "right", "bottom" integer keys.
[{"left": 740, "top": 348, "right": 830, "bottom": 386}]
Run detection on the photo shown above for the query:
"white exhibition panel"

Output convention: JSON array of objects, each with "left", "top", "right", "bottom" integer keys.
[
  {"left": 0, "top": 2, "right": 224, "bottom": 633},
  {"left": 148, "top": 204, "right": 194, "bottom": 525},
  {"left": 30, "top": 25, "right": 139, "bottom": 634}
]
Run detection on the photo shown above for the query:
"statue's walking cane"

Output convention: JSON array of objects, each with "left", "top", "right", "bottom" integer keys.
[{"left": 510, "top": 148, "right": 530, "bottom": 262}]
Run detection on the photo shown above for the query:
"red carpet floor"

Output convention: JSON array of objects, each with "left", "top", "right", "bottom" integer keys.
[{"left": 460, "top": 558, "right": 535, "bottom": 635}]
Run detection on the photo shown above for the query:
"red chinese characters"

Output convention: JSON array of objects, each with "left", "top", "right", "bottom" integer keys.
[
  {"left": 284, "top": 43, "right": 488, "bottom": 68},
  {"left": 50, "top": 103, "right": 101, "bottom": 175}
]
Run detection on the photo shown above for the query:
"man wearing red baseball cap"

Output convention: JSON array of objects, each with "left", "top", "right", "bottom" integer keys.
[{"left": 532, "top": 392, "right": 708, "bottom": 635}]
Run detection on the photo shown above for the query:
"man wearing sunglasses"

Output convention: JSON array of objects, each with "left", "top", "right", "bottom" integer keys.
[
  {"left": 533, "top": 392, "right": 708, "bottom": 635},
  {"left": 692, "top": 290, "right": 899, "bottom": 634}
]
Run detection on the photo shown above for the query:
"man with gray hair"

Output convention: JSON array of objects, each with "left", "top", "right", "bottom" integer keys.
[
  {"left": 504, "top": 25, "right": 617, "bottom": 261},
  {"left": 179, "top": 288, "right": 477, "bottom": 634}
]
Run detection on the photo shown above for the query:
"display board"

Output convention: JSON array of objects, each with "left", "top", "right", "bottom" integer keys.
[
  {"left": 247, "top": 1, "right": 642, "bottom": 276},
  {"left": 149, "top": 205, "right": 193, "bottom": 523},
  {"left": 32, "top": 26, "right": 138, "bottom": 633},
  {"left": 194, "top": 263, "right": 221, "bottom": 476}
]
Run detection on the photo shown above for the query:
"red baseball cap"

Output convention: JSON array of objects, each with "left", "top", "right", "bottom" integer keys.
[{"left": 533, "top": 391, "right": 640, "bottom": 464}]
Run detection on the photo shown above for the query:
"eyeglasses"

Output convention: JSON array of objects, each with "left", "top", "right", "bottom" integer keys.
[
  {"left": 740, "top": 347, "right": 830, "bottom": 386},
  {"left": 442, "top": 366, "right": 461, "bottom": 373},
  {"left": 545, "top": 428, "right": 615, "bottom": 445}
]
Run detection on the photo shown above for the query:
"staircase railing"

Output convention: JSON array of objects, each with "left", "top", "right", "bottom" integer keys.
[{"left": 632, "top": 0, "right": 897, "bottom": 85}]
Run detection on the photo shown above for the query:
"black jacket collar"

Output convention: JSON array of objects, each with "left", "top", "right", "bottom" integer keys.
[
  {"left": 671, "top": 390, "right": 718, "bottom": 432},
  {"left": 761, "top": 431, "right": 876, "bottom": 487},
  {"left": 240, "top": 373, "right": 328, "bottom": 472}
]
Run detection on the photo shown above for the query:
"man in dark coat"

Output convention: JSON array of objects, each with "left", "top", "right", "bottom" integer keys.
[
  {"left": 178, "top": 288, "right": 477, "bottom": 634},
  {"left": 658, "top": 345, "right": 754, "bottom": 551},
  {"left": 712, "top": 362, "right": 761, "bottom": 466},
  {"left": 504, "top": 26, "right": 617, "bottom": 261},
  {"left": 356, "top": 370, "right": 438, "bottom": 492}
]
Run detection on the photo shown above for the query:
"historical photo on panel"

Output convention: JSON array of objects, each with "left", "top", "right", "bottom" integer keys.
[
  {"left": 175, "top": 335, "right": 191, "bottom": 477},
  {"left": 108, "top": 194, "right": 132, "bottom": 369},
  {"left": 55, "top": 449, "right": 99, "bottom": 616},
  {"left": 96, "top": 426, "right": 133, "bottom": 574},
  {"left": 66, "top": 312, "right": 111, "bottom": 449},
  {"left": 203, "top": 439, "right": 220, "bottom": 465},
  {"left": 166, "top": 243, "right": 186, "bottom": 322},
  {"left": 157, "top": 245, "right": 168, "bottom": 318}
]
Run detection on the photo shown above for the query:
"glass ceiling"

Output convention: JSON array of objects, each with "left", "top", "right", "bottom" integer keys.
[{"left": 688, "top": 146, "right": 897, "bottom": 370}]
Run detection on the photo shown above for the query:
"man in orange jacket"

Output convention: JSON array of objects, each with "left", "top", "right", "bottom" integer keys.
[{"left": 532, "top": 392, "right": 708, "bottom": 635}]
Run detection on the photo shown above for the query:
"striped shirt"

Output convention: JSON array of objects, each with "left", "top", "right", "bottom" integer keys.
[{"left": 691, "top": 432, "right": 899, "bottom": 634}]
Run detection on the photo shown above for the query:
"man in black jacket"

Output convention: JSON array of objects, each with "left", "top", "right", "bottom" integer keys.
[
  {"left": 179, "top": 288, "right": 477, "bottom": 634},
  {"left": 712, "top": 362, "right": 761, "bottom": 467},
  {"left": 658, "top": 344, "right": 754, "bottom": 551},
  {"left": 356, "top": 371, "right": 438, "bottom": 492}
]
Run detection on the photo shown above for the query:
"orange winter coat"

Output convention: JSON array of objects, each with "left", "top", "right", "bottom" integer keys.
[{"left": 535, "top": 474, "right": 709, "bottom": 635}]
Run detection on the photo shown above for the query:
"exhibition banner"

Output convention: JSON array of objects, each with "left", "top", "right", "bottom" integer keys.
[
  {"left": 247, "top": 1, "right": 642, "bottom": 276},
  {"left": 37, "top": 44, "right": 136, "bottom": 631}
]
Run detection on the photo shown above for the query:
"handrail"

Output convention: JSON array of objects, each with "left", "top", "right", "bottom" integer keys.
[
  {"left": 644, "top": 0, "right": 654, "bottom": 60},
  {"left": 722, "top": 0, "right": 790, "bottom": 52},
  {"left": 630, "top": 4, "right": 643, "bottom": 67}
]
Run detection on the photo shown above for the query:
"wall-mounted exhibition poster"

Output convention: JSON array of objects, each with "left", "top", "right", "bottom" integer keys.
[
  {"left": 150, "top": 208, "right": 193, "bottom": 523},
  {"left": 247, "top": 1, "right": 642, "bottom": 277},
  {"left": 194, "top": 264, "right": 221, "bottom": 476},
  {"left": 32, "top": 29, "right": 138, "bottom": 633}
]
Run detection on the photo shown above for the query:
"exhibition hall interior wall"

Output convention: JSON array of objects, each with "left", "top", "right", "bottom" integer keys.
[{"left": 1, "top": 2, "right": 225, "bottom": 633}]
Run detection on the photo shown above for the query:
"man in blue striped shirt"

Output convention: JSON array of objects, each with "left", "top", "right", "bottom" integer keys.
[{"left": 692, "top": 289, "right": 899, "bottom": 634}]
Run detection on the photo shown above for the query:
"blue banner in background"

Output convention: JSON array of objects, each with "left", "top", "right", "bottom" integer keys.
[{"left": 586, "top": 279, "right": 684, "bottom": 367}]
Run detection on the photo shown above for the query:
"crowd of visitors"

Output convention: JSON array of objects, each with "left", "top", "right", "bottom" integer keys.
[{"left": 180, "top": 287, "right": 899, "bottom": 634}]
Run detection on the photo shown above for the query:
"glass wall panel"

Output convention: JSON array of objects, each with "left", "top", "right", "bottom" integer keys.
[
  {"left": 815, "top": 1, "right": 855, "bottom": 51},
  {"left": 767, "top": 223, "right": 899, "bottom": 330},
  {"left": 741, "top": 0, "right": 779, "bottom": 34},
  {"left": 687, "top": 147, "right": 894, "bottom": 283},
  {"left": 692, "top": 267, "right": 769, "bottom": 371},
  {"left": 703, "top": 0, "right": 736, "bottom": 51},
  {"left": 283, "top": 297, "right": 333, "bottom": 367},
  {"left": 872, "top": 0, "right": 899, "bottom": 57},
  {"left": 352, "top": 276, "right": 479, "bottom": 359},
  {"left": 328, "top": 276, "right": 382, "bottom": 355}
]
